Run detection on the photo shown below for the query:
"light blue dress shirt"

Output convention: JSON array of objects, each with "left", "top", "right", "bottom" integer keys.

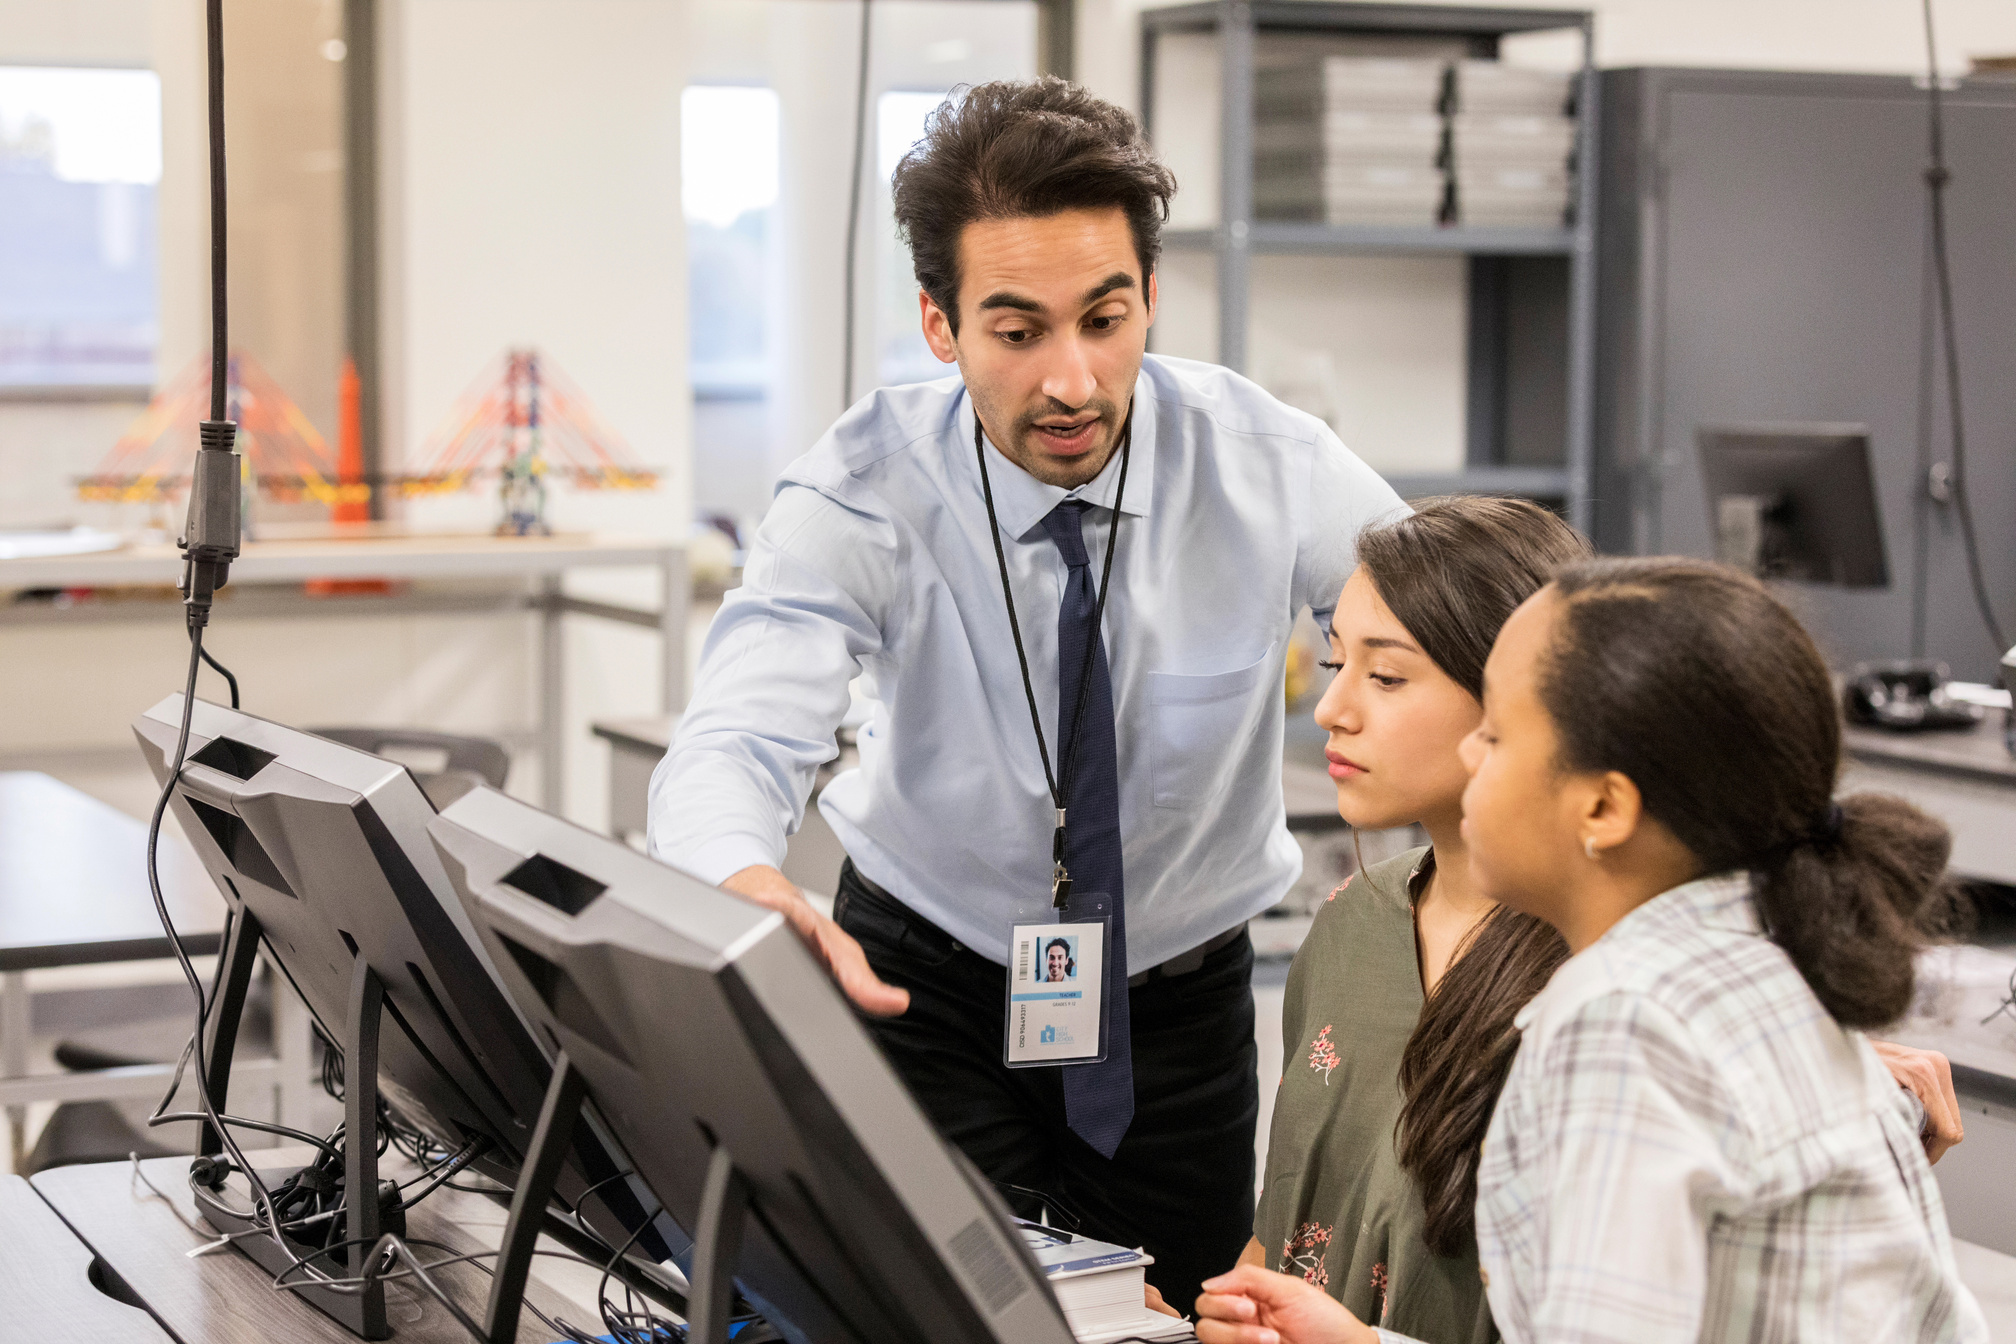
[{"left": 648, "top": 354, "right": 1404, "bottom": 974}]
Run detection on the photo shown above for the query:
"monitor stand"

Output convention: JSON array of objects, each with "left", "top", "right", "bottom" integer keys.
[
  {"left": 201, "top": 914, "right": 724, "bottom": 1343},
  {"left": 485, "top": 1054, "right": 750, "bottom": 1344},
  {"left": 197, "top": 905, "right": 390, "bottom": 1339}
]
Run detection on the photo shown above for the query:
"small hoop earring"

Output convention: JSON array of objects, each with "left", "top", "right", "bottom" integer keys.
[{"left": 1583, "top": 836, "right": 1598, "bottom": 861}]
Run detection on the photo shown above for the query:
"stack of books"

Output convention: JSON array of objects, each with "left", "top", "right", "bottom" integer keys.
[
  {"left": 1255, "top": 55, "right": 1451, "bottom": 227},
  {"left": 1448, "top": 60, "right": 1578, "bottom": 227},
  {"left": 1017, "top": 1221, "right": 1194, "bottom": 1343}
]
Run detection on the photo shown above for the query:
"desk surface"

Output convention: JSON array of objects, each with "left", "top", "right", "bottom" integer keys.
[
  {"left": 2, "top": 1173, "right": 173, "bottom": 1340},
  {"left": 0, "top": 771, "right": 225, "bottom": 972},
  {"left": 33, "top": 1151, "right": 618, "bottom": 1344},
  {"left": 1843, "top": 718, "right": 2016, "bottom": 785},
  {"left": 0, "top": 531, "right": 678, "bottom": 590}
]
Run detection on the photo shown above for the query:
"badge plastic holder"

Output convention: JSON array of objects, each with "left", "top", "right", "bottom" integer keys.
[{"left": 1003, "top": 903, "right": 1111, "bottom": 1069}]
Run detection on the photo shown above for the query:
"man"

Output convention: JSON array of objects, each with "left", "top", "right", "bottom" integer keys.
[
  {"left": 1047, "top": 938, "right": 1074, "bottom": 984},
  {"left": 651, "top": 78, "right": 1403, "bottom": 1300}
]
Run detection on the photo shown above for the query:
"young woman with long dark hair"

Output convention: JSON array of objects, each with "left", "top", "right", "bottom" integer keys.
[
  {"left": 1217, "top": 496, "right": 1584, "bottom": 1343},
  {"left": 1191, "top": 558, "right": 1986, "bottom": 1344}
]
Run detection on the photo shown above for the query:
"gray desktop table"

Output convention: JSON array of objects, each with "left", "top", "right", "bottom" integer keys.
[
  {"left": 1, "top": 1172, "right": 172, "bottom": 1340},
  {"left": 0, "top": 772, "right": 307, "bottom": 1167},
  {"left": 29, "top": 1149, "right": 620, "bottom": 1342},
  {"left": 0, "top": 531, "right": 687, "bottom": 812},
  {"left": 1841, "top": 717, "right": 2016, "bottom": 885},
  {"left": 1838, "top": 718, "right": 2016, "bottom": 1253}
]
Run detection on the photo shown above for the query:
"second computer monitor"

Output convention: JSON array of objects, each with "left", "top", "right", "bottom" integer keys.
[
  {"left": 133, "top": 696, "right": 667, "bottom": 1261},
  {"left": 429, "top": 786, "right": 1077, "bottom": 1344},
  {"left": 1697, "top": 422, "right": 1889, "bottom": 587}
]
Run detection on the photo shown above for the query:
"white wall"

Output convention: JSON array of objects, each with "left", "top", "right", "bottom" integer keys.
[
  {"left": 0, "top": 0, "right": 149, "bottom": 65},
  {"left": 683, "top": 0, "right": 1037, "bottom": 490},
  {"left": 389, "top": 0, "right": 690, "bottom": 526},
  {"left": 1078, "top": 0, "right": 2016, "bottom": 476}
]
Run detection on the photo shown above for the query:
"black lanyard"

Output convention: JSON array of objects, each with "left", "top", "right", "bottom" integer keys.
[{"left": 973, "top": 409, "right": 1133, "bottom": 908}]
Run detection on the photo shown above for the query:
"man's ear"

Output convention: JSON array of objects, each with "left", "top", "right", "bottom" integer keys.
[
  {"left": 1145, "top": 268, "right": 1158, "bottom": 330},
  {"left": 920, "top": 290, "right": 958, "bottom": 364}
]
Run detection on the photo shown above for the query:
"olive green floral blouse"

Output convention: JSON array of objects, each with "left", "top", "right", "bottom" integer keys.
[{"left": 1253, "top": 847, "right": 1496, "bottom": 1344}]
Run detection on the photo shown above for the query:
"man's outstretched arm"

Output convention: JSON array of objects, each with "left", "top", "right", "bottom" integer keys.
[{"left": 650, "top": 488, "right": 907, "bottom": 1015}]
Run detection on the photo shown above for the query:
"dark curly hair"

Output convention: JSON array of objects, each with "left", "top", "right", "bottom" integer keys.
[{"left": 890, "top": 78, "right": 1176, "bottom": 334}]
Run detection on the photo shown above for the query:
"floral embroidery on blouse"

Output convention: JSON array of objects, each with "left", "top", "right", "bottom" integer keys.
[
  {"left": 1283, "top": 1222, "right": 1332, "bottom": 1286},
  {"left": 1324, "top": 873, "right": 1356, "bottom": 903},
  {"left": 1371, "top": 1261, "right": 1390, "bottom": 1321},
  {"left": 1307, "top": 1025, "right": 1339, "bottom": 1084}
]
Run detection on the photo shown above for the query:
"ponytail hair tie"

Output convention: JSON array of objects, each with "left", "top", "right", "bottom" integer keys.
[{"left": 1811, "top": 801, "right": 1845, "bottom": 849}]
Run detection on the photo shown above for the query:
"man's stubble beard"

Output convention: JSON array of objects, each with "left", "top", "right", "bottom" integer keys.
[{"left": 955, "top": 349, "right": 1135, "bottom": 491}]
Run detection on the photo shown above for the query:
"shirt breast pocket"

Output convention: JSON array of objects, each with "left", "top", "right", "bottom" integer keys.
[{"left": 1146, "top": 644, "right": 1276, "bottom": 810}]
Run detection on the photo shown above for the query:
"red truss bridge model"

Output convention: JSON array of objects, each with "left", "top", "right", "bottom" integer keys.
[
  {"left": 79, "top": 348, "right": 657, "bottom": 535},
  {"left": 405, "top": 348, "right": 658, "bottom": 535},
  {"left": 78, "top": 350, "right": 370, "bottom": 514}
]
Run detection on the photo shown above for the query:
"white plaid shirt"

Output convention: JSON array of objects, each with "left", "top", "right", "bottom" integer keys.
[{"left": 1383, "top": 873, "right": 1986, "bottom": 1344}]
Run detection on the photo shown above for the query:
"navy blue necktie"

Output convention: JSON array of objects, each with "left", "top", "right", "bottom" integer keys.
[{"left": 1038, "top": 499, "right": 1134, "bottom": 1159}]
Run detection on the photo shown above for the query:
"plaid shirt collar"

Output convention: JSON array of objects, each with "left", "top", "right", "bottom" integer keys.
[{"left": 1515, "top": 871, "right": 1757, "bottom": 1033}]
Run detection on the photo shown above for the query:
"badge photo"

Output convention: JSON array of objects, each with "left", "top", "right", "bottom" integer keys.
[{"left": 1004, "top": 919, "right": 1107, "bottom": 1067}]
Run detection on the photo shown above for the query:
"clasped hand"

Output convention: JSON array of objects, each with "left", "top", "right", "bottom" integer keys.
[{"left": 1191, "top": 1265, "right": 1380, "bottom": 1344}]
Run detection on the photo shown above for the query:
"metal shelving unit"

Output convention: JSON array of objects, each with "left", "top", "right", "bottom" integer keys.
[{"left": 1142, "top": 0, "right": 1599, "bottom": 529}]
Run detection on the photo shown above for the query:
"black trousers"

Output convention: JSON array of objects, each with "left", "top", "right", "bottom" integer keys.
[{"left": 834, "top": 860, "right": 1258, "bottom": 1306}]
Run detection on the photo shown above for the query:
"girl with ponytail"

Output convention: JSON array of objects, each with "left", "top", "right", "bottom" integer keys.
[{"left": 1193, "top": 557, "right": 1985, "bottom": 1344}]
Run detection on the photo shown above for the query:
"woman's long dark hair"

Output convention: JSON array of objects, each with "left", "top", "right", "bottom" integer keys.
[
  {"left": 1355, "top": 497, "right": 1589, "bottom": 1257},
  {"left": 1539, "top": 558, "right": 1964, "bottom": 1028}
]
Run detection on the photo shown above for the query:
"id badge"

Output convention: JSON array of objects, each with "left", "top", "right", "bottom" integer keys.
[{"left": 1004, "top": 915, "right": 1108, "bottom": 1067}]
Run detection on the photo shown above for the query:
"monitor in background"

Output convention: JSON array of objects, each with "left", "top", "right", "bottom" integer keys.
[
  {"left": 133, "top": 695, "right": 673, "bottom": 1339},
  {"left": 428, "top": 785, "right": 1082, "bottom": 1344},
  {"left": 1697, "top": 423, "right": 1889, "bottom": 587}
]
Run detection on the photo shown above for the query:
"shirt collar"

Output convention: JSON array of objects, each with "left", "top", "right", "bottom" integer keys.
[
  {"left": 957, "top": 369, "right": 1159, "bottom": 539},
  {"left": 1511, "top": 871, "right": 1759, "bottom": 1031},
  {"left": 1621, "top": 870, "right": 1762, "bottom": 938},
  {"left": 1406, "top": 847, "right": 1436, "bottom": 902}
]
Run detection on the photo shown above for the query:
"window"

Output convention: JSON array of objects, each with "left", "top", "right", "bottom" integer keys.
[
  {"left": 0, "top": 66, "right": 161, "bottom": 388},
  {"left": 683, "top": 84, "right": 779, "bottom": 398},
  {"left": 875, "top": 88, "right": 953, "bottom": 388}
]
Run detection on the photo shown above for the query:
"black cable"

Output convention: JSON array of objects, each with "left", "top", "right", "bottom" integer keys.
[
  {"left": 145, "top": 632, "right": 286, "bottom": 1250},
  {"left": 1920, "top": 0, "right": 2007, "bottom": 657},
  {"left": 394, "top": 1136, "right": 491, "bottom": 1210},
  {"left": 282, "top": 1236, "right": 606, "bottom": 1344},
  {"left": 994, "top": 1179, "right": 1084, "bottom": 1231},
  {"left": 557, "top": 1168, "right": 640, "bottom": 1226},
  {"left": 131, "top": 1154, "right": 343, "bottom": 1245},
  {"left": 148, "top": 1110, "right": 342, "bottom": 1160},
  {"left": 570, "top": 1197, "right": 688, "bottom": 1344},
  {"left": 193, "top": 630, "right": 240, "bottom": 708},
  {"left": 205, "top": 0, "right": 228, "bottom": 418},
  {"left": 840, "top": 0, "right": 873, "bottom": 409}
]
